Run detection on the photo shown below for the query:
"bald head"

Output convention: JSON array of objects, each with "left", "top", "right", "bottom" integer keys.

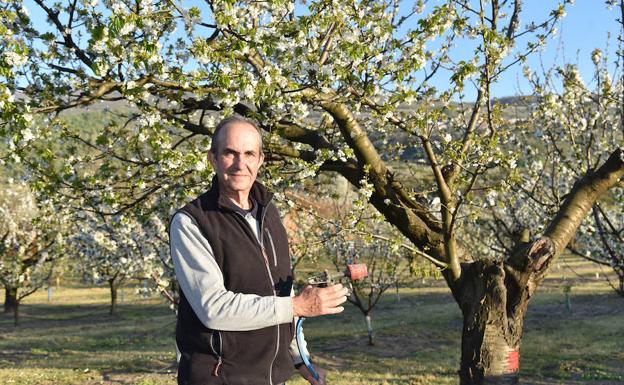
[{"left": 210, "top": 116, "right": 263, "bottom": 155}]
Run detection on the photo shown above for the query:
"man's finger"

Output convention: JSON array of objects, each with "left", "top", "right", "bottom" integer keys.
[
  {"left": 319, "top": 292, "right": 348, "bottom": 304},
  {"left": 320, "top": 285, "right": 349, "bottom": 298},
  {"left": 323, "top": 283, "right": 345, "bottom": 293},
  {"left": 324, "top": 305, "right": 344, "bottom": 314},
  {"left": 323, "top": 295, "right": 347, "bottom": 308}
]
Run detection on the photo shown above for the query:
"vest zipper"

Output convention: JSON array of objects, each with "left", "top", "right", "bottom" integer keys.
[
  {"left": 258, "top": 207, "right": 279, "bottom": 385},
  {"left": 212, "top": 356, "right": 223, "bottom": 377}
]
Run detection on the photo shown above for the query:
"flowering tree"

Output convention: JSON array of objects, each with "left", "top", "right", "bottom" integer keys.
[
  {"left": 70, "top": 209, "right": 170, "bottom": 315},
  {"left": 2, "top": 0, "right": 623, "bottom": 384},
  {"left": 574, "top": 203, "right": 624, "bottom": 296},
  {"left": 325, "top": 231, "right": 409, "bottom": 347},
  {"left": 0, "top": 183, "right": 64, "bottom": 325},
  {"left": 471, "top": 49, "right": 624, "bottom": 297},
  {"left": 564, "top": 1, "right": 624, "bottom": 296},
  {"left": 287, "top": 189, "right": 412, "bottom": 346}
]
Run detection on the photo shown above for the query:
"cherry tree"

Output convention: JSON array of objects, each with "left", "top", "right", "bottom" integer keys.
[
  {"left": 287, "top": 190, "right": 412, "bottom": 346},
  {"left": 574, "top": 202, "right": 624, "bottom": 296},
  {"left": 0, "top": 182, "right": 64, "bottom": 325},
  {"left": 2, "top": 1, "right": 623, "bottom": 384},
  {"left": 70, "top": 209, "right": 170, "bottom": 314},
  {"left": 325, "top": 232, "right": 409, "bottom": 347},
  {"left": 472, "top": 49, "right": 624, "bottom": 296}
]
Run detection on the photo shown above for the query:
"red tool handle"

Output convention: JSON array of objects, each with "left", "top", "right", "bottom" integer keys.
[{"left": 346, "top": 263, "right": 368, "bottom": 281}]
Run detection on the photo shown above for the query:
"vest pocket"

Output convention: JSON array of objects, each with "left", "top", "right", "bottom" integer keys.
[
  {"left": 187, "top": 351, "right": 224, "bottom": 384},
  {"left": 209, "top": 331, "right": 222, "bottom": 356},
  {"left": 265, "top": 229, "right": 278, "bottom": 267},
  {"left": 209, "top": 331, "right": 223, "bottom": 377}
]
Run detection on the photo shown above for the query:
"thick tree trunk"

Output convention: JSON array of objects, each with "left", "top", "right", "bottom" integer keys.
[
  {"left": 109, "top": 280, "right": 117, "bottom": 316},
  {"left": 456, "top": 262, "right": 526, "bottom": 385},
  {"left": 450, "top": 151, "right": 624, "bottom": 385},
  {"left": 4, "top": 287, "right": 18, "bottom": 314},
  {"left": 451, "top": 237, "right": 555, "bottom": 385}
]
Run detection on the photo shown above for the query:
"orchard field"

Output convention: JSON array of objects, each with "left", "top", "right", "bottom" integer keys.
[
  {"left": 1, "top": 255, "right": 622, "bottom": 385},
  {"left": 2, "top": 1, "right": 624, "bottom": 384}
]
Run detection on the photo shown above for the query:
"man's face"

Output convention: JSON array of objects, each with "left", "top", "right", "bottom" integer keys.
[{"left": 208, "top": 122, "right": 264, "bottom": 198}]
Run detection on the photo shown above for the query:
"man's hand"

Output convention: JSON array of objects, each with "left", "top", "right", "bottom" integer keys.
[
  {"left": 292, "top": 284, "right": 348, "bottom": 317},
  {"left": 297, "top": 364, "right": 327, "bottom": 385}
]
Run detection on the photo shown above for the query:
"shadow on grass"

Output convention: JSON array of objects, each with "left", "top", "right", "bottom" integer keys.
[
  {"left": 299, "top": 288, "right": 624, "bottom": 383},
  {"left": 0, "top": 301, "right": 177, "bottom": 374}
]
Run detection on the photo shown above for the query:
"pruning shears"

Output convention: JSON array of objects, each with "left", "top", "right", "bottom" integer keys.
[{"left": 295, "top": 263, "right": 368, "bottom": 381}]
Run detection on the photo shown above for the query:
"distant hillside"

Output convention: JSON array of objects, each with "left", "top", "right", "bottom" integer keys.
[
  {"left": 493, "top": 95, "right": 540, "bottom": 106},
  {"left": 51, "top": 93, "right": 539, "bottom": 117}
]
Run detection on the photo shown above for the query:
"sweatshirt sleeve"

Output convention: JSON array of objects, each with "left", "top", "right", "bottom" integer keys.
[{"left": 170, "top": 211, "right": 294, "bottom": 331}]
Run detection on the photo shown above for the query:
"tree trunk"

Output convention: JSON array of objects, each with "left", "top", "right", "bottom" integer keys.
[
  {"left": 615, "top": 265, "right": 624, "bottom": 297},
  {"left": 109, "top": 279, "right": 117, "bottom": 316},
  {"left": 4, "top": 287, "right": 18, "bottom": 314},
  {"left": 440, "top": 231, "right": 557, "bottom": 385},
  {"left": 365, "top": 313, "right": 374, "bottom": 346},
  {"left": 452, "top": 258, "right": 539, "bottom": 385},
  {"left": 13, "top": 299, "right": 20, "bottom": 326},
  {"left": 395, "top": 281, "right": 400, "bottom": 303}
]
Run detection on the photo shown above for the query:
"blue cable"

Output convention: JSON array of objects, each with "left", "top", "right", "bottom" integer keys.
[{"left": 295, "top": 317, "right": 319, "bottom": 381}]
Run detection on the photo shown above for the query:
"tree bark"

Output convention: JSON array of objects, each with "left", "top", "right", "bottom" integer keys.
[
  {"left": 109, "top": 279, "right": 117, "bottom": 316},
  {"left": 455, "top": 262, "right": 524, "bottom": 385},
  {"left": 13, "top": 299, "right": 20, "bottom": 326},
  {"left": 4, "top": 287, "right": 18, "bottom": 314},
  {"left": 451, "top": 237, "right": 555, "bottom": 385}
]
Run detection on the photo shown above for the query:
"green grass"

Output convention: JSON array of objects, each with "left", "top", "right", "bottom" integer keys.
[
  {"left": 1, "top": 256, "right": 623, "bottom": 385},
  {"left": 0, "top": 286, "right": 177, "bottom": 385}
]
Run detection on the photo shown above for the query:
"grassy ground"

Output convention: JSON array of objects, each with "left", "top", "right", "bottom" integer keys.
[{"left": 1, "top": 255, "right": 622, "bottom": 385}]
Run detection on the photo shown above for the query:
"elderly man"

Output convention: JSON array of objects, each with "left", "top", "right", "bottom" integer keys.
[{"left": 170, "top": 115, "right": 348, "bottom": 385}]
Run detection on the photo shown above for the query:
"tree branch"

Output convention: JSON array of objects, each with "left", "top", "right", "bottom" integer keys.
[
  {"left": 314, "top": 98, "right": 448, "bottom": 267},
  {"left": 544, "top": 148, "right": 624, "bottom": 256},
  {"left": 33, "top": 0, "right": 94, "bottom": 68}
]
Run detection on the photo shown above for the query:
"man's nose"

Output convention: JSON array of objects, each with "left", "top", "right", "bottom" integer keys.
[{"left": 232, "top": 155, "right": 244, "bottom": 168}]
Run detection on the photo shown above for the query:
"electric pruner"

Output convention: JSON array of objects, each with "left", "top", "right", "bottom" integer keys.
[{"left": 295, "top": 263, "right": 368, "bottom": 380}]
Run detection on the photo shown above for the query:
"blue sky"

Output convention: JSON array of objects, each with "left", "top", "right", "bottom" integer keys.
[{"left": 491, "top": 0, "right": 621, "bottom": 97}]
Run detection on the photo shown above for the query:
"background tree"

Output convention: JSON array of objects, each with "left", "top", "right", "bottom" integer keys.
[
  {"left": 2, "top": 1, "right": 623, "bottom": 384},
  {"left": 326, "top": 233, "right": 408, "bottom": 346},
  {"left": 289, "top": 188, "right": 412, "bottom": 346},
  {"left": 0, "top": 182, "right": 64, "bottom": 325},
  {"left": 69, "top": 210, "right": 168, "bottom": 315},
  {"left": 574, "top": 204, "right": 624, "bottom": 296}
]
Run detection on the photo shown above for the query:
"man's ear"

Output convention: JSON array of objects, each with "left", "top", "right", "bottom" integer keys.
[
  {"left": 259, "top": 151, "right": 264, "bottom": 167},
  {"left": 208, "top": 150, "right": 217, "bottom": 168}
]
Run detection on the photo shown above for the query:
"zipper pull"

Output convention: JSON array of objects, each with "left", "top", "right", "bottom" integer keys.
[
  {"left": 261, "top": 245, "right": 269, "bottom": 265},
  {"left": 212, "top": 357, "right": 222, "bottom": 377}
]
